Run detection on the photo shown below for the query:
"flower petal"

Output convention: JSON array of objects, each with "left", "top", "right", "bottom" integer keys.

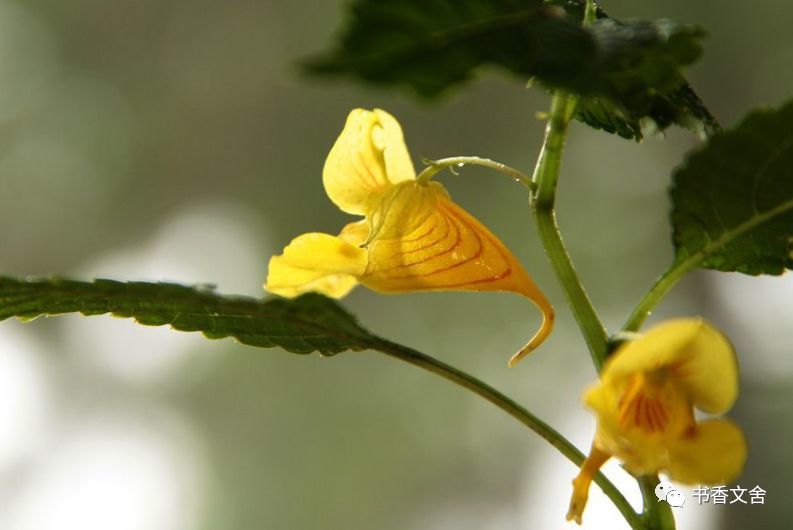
[
  {"left": 601, "top": 319, "right": 739, "bottom": 414},
  {"left": 361, "top": 181, "right": 554, "bottom": 356},
  {"left": 339, "top": 219, "right": 370, "bottom": 246},
  {"left": 323, "top": 108, "right": 415, "bottom": 215},
  {"left": 667, "top": 419, "right": 747, "bottom": 485},
  {"left": 265, "top": 232, "right": 367, "bottom": 298},
  {"left": 584, "top": 382, "right": 666, "bottom": 476},
  {"left": 373, "top": 109, "right": 416, "bottom": 183}
]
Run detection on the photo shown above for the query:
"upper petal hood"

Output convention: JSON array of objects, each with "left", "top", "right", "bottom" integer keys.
[
  {"left": 323, "top": 108, "right": 415, "bottom": 215},
  {"left": 601, "top": 319, "right": 739, "bottom": 414}
]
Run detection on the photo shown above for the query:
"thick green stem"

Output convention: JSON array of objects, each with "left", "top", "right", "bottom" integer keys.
[
  {"left": 374, "top": 338, "right": 642, "bottom": 529},
  {"left": 583, "top": 0, "right": 598, "bottom": 24},
  {"left": 530, "top": 92, "right": 609, "bottom": 371},
  {"left": 529, "top": 83, "right": 676, "bottom": 528},
  {"left": 639, "top": 476, "right": 677, "bottom": 530}
]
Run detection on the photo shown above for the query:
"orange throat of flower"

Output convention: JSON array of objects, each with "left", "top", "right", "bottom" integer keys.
[{"left": 616, "top": 370, "right": 695, "bottom": 438}]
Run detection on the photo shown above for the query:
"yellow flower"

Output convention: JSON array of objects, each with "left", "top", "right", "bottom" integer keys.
[
  {"left": 567, "top": 318, "right": 747, "bottom": 524},
  {"left": 265, "top": 108, "right": 554, "bottom": 364}
]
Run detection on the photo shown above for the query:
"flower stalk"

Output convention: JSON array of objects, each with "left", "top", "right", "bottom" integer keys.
[
  {"left": 416, "top": 156, "right": 534, "bottom": 189},
  {"left": 640, "top": 477, "right": 677, "bottom": 530}
]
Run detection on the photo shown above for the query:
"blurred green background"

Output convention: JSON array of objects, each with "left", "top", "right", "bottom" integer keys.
[{"left": 0, "top": 1, "right": 790, "bottom": 529}]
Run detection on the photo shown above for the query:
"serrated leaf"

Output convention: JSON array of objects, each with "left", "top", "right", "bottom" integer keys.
[
  {"left": 0, "top": 277, "right": 378, "bottom": 355},
  {"left": 569, "top": 16, "right": 718, "bottom": 140},
  {"left": 306, "top": 0, "right": 716, "bottom": 140},
  {"left": 574, "top": 82, "right": 718, "bottom": 141},
  {"left": 670, "top": 100, "right": 793, "bottom": 275}
]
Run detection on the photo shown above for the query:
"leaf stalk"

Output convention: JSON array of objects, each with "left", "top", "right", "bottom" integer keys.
[{"left": 374, "top": 338, "right": 642, "bottom": 528}]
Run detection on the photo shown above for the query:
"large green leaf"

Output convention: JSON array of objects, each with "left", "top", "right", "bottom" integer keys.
[
  {"left": 671, "top": 100, "right": 793, "bottom": 275},
  {"left": 306, "top": 0, "right": 716, "bottom": 140},
  {"left": 0, "top": 277, "right": 377, "bottom": 355},
  {"left": 307, "top": 0, "right": 585, "bottom": 95}
]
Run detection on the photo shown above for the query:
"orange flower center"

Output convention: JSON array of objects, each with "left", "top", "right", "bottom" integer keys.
[{"left": 616, "top": 371, "right": 693, "bottom": 435}]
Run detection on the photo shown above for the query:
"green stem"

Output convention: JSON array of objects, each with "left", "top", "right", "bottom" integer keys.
[
  {"left": 583, "top": 0, "right": 598, "bottom": 24},
  {"left": 374, "top": 338, "right": 642, "bottom": 529},
  {"left": 622, "top": 261, "right": 692, "bottom": 333},
  {"left": 639, "top": 476, "right": 676, "bottom": 530},
  {"left": 416, "top": 156, "right": 534, "bottom": 189},
  {"left": 530, "top": 92, "right": 609, "bottom": 371}
]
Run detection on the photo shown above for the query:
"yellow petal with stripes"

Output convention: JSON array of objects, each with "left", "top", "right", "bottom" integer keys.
[{"left": 362, "top": 181, "right": 554, "bottom": 360}]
